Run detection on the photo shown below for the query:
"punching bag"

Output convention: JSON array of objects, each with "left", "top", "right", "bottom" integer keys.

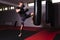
[
  {"left": 33, "top": 0, "right": 41, "bottom": 25},
  {"left": 46, "top": 0, "right": 55, "bottom": 27}
]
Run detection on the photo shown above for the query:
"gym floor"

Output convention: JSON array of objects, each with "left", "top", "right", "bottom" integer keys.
[
  {"left": 0, "top": 30, "right": 37, "bottom": 40},
  {"left": 0, "top": 26, "right": 60, "bottom": 40}
]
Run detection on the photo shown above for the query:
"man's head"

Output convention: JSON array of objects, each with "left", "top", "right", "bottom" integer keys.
[{"left": 18, "top": 1, "right": 24, "bottom": 7}]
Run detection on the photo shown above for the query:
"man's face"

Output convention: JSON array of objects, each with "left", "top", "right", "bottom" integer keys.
[{"left": 18, "top": 2, "right": 23, "bottom": 7}]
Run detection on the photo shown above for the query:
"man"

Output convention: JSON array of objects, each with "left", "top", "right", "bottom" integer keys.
[{"left": 16, "top": 2, "right": 34, "bottom": 37}]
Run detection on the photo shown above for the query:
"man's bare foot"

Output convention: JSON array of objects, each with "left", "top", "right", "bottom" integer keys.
[
  {"left": 31, "top": 12, "right": 34, "bottom": 16},
  {"left": 18, "top": 33, "right": 22, "bottom": 37}
]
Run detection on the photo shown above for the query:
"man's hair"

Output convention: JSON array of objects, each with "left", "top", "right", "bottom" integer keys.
[
  {"left": 18, "top": 1, "right": 25, "bottom": 8},
  {"left": 18, "top": 1, "right": 24, "bottom": 5}
]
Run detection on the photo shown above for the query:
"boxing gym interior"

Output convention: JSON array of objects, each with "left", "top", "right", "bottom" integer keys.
[{"left": 0, "top": 0, "right": 60, "bottom": 40}]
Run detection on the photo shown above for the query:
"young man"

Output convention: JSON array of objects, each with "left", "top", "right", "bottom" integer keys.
[{"left": 16, "top": 2, "right": 34, "bottom": 37}]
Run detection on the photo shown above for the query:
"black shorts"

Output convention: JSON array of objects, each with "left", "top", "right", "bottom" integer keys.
[{"left": 20, "top": 14, "right": 31, "bottom": 24}]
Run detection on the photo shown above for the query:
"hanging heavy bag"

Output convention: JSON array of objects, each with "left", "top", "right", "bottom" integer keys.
[{"left": 33, "top": 0, "right": 41, "bottom": 25}]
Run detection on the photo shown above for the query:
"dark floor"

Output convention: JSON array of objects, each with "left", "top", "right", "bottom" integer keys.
[
  {"left": 54, "top": 34, "right": 60, "bottom": 40},
  {"left": 0, "top": 30, "right": 37, "bottom": 40}
]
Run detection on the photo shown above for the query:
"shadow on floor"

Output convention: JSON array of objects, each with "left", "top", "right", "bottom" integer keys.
[{"left": 0, "top": 30, "right": 37, "bottom": 40}]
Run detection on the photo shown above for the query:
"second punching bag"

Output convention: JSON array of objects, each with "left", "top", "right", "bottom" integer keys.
[
  {"left": 33, "top": 0, "right": 41, "bottom": 25},
  {"left": 46, "top": 0, "right": 55, "bottom": 27}
]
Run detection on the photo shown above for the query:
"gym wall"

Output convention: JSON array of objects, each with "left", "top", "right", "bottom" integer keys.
[{"left": 0, "top": 6, "right": 41, "bottom": 27}]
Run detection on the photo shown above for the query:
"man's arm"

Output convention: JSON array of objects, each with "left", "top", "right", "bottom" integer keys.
[{"left": 16, "top": 9, "right": 21, "bottom": 13}]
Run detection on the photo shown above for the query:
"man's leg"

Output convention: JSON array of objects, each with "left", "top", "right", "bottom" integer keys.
[
  {"left": 18, "top": 13, "right": 34, "bottom": 37},
  {"left": 18, "top": 20, "right": 24, "bottom": 37},
  {"left": 18, "top": 24, "right": 24, "bottom": 37},
  {"left": 18, "top": 23, "right": 24, "bottom": 37}
]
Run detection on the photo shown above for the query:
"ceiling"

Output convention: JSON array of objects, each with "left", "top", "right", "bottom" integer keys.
[
  {"left": 0, "top": 0, "right": 45, "bottom": 5},
  {"left": 0, "top": 0, "right": 34, "bottom": 7},
  {"left": 0, "top": 0, "right": 45, "bottom": 7},
  {"left": 0, "top": 0, "right": 34, "bottom": 5}
]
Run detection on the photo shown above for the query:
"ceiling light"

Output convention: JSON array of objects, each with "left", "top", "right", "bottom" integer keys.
[
  {"left": 28, "top": 3, "right": 34, "bottom": 7},
  {"left": 5, "top": 7, "right": 8, "bottom": 10},
  {"left": 0, "top": 8, "right": 2, "bottom": 11},
  {"left": 42, "top": 1, "right": 46, "bottom": 4},
  {"left": 52, "top": 0, "right": 60, "bottom": 3},
  {"left": 11, "top": 6, "right": 14, "bottom": 9}
]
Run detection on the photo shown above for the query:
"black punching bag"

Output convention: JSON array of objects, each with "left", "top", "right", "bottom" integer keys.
[
  {"left": 33, "top": 0, "right": 41, "bottom": 25},
  {"left": 46, "top": 0, "right": 55, "bottom": 27}
]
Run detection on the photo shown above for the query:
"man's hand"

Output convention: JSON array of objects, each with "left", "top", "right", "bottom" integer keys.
[{"left": 16, "top": 9, "right": 21, "bottom": 13}]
